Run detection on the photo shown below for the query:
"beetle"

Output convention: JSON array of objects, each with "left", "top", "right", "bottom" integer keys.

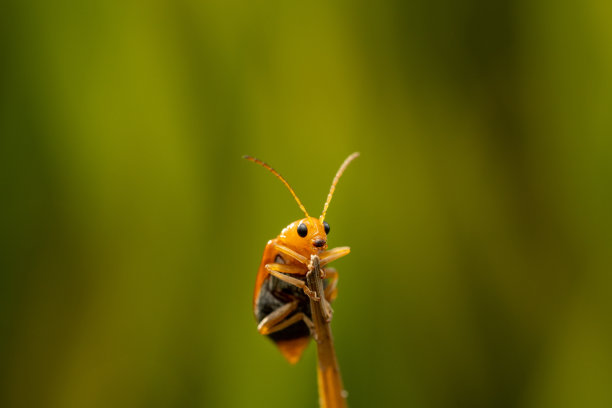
[{"left": 244, "top": 152, "right": 359, "bottom": 364}]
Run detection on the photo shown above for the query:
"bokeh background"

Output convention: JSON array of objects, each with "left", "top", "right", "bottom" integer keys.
[{"left": 2, "top": 1, "right": 612, "bottom": 407}]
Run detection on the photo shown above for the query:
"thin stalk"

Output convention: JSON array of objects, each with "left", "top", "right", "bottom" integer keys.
[{"left": 307, "top": 255, "right": 347, "bottom": 408}]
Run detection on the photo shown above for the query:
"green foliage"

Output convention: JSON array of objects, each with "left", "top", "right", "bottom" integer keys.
[{"left": 1, "top": 0, "right": 612, "bottom": 407}]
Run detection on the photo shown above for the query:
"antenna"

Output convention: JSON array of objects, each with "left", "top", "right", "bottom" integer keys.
[
  {"left": 243, "top": 156, "right": 310, "bottom": 218},
  {"left": 320, "top": 152, "right": 360, "bottom": 222}
]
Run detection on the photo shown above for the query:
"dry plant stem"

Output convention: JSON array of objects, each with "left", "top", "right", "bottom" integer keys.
[{"left": 307, "top": 255, "right": 347, "bottom": 408}]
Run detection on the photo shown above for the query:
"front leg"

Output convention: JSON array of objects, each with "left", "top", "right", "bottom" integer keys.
[
  {"left": 320, "top": 246, "right": 350, "bottom": 266},
  {"left": 273, "top": 244, "right": 307, "bottom": 265},
  {"left": 267, "top": 269, "right": 320, "bottom": 301},
  {"left": 265, "top": 263, "right": 305, "bottom": 275}
]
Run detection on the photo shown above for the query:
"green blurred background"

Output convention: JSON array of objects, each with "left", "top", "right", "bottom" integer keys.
[{"left": 2, "top": 1, "right": 612, "bottom": 407}]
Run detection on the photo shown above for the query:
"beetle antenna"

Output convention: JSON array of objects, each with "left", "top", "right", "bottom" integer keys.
[
  {"left": 243, "top": 156, "right": 310, "bottom": 218},
  {"left": 320, "top": 152, "right": 360, "bottom": 222}
]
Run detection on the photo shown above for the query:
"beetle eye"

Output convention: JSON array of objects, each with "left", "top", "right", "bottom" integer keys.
[
  {"left": 297, "top": 222, "right": 308, "bottom": 237},
  {"left": 323, "top": 221, "right": 330, "bottom": 235}
]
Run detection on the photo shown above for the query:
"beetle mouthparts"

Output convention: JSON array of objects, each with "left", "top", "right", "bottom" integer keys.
[{"left": 313, "top": 239, "right": 326, "bottom": 248}]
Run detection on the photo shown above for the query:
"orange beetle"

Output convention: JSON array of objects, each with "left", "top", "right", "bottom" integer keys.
[{"left": 244, "top": 153, "right": 359, "bottom": 363}]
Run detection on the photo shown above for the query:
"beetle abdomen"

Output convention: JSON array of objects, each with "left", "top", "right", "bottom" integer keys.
[{"left": 255, "top": 275, "right": 312, "bottom": 342}]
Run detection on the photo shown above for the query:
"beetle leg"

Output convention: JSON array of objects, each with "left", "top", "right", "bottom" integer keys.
[
  {"left": 258, "top": 300, "right": 297, "bottom": 334},
  {"left": 324, "top": 268, "right": 338, "bottom": 302},
  {"left": 320, "top": 246, "right": 351, "bottom": 266},
  {"left": 265, "top": 263, "right": 305, "bottom": 275},
  {"left": 263, "top": 313, "right": 316, "bottom": 338},
  {"left": 268, "top": 269, "right": 320, "bottom": 301},
  {"left": 275, "top": 313, "right": 316, "bottom": 338},
  {"left": 315, "top": 268, "right": 338, "bottom": 323},
  {"left": 273, "top": 244, "right": 308, "bottom": 265},
  {"left": 322, "top": 299, "right": 334, "bottom": 323},
  {"left": 258, "top": 300, "right": 316, "bottom": 338}
]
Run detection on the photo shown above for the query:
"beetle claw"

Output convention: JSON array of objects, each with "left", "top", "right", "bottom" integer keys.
[{"left": 304, "top": 287, "right": 320, "bottom": 301}]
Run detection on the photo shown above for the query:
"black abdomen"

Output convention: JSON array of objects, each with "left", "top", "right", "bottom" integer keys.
[{"left": 255, "top": 274, "right": 312, "bottom": 342}]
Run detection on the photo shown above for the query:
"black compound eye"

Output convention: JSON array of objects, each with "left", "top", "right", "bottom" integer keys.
[
  {"left": 297, "top": 222, "right": 308, "bottom": 238},
  {"left": 323, "top": 221, "right": 330, "bottom": 235}
]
